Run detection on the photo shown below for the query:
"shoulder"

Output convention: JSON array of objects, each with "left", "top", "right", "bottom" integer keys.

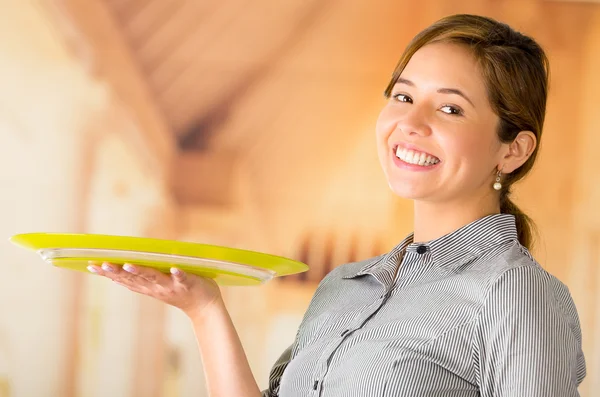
[
  {"left": 471, "top": 244, "right": 587, "bottom": 388},
  {"left": 317, "top": 255, "right": 383, "bottom": 293},
  {"left": 486, "top": 242, "right": 573, "bottom": 302},
  {"left": 336, "top": 256, "right": 383, "bottom": 276},
  {"left": 469, "top": 239, "right": 540, "bottom": 278},
  {"left": 317, "top": 254, "right": 384, "bottom": 287},
  {"left": 299, "top": 255, "right": 383, "bottom": 316},
  {"left": 469, "top": 240, "right": 568, "bottom": 297},
  {"left": 475, "top": 241, "right": 582, "bottom": 337}
]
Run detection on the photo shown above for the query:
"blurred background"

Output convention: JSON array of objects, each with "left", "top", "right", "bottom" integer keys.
[{"left": 1, "top": 0, "right": 599, "bottom": 396}]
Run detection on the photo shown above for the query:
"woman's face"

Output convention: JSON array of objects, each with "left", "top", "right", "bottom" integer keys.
[{"left": 376, "top": 42, "right": 504, "bottom": 204}]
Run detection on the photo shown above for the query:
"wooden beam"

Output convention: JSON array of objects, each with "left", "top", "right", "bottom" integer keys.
[{"left": 42, "top": 0, "right": 176, "bottom": 172}]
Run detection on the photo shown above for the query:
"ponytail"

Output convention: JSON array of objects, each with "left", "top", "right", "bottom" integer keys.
[{"left": 500, "top": 191, "right": 537, "bottom": 250}]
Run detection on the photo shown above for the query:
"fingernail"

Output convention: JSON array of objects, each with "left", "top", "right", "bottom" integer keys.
[
  {"left": 101, "top": 263, "right": 113, "bottom": 272},
  {"left": 170, "top": 267, "right": 182, "bottom": 276},
  {"left": 87, "top": 266, "right": 98, "bottom": 273},
  {"left": 123, "top": 264, "right": 136, "bottom": 273}
]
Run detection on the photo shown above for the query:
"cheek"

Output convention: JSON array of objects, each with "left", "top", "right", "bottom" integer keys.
[{"left": 438, "top": 129, "right": 497, "bottom": 172}]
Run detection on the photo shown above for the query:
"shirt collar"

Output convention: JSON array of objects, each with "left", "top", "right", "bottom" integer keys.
[
  {"left": 343, "top": 213, "right": 518, "bottom": 279},
  {"left": 341, "top": 233, "right": 413, "bottom": 284}
]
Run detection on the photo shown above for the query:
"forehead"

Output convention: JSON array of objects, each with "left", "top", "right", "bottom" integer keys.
[{"left": 399, "top": 42, "right": 488, "bottom": 99}]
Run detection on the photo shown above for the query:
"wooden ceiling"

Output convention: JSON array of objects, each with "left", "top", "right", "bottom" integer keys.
[
  {"left": 102, "top": 0, "right": 371, "bottom": 151},
  {"left": 96, "top": 0, "right": 413, "bottom": 212}
]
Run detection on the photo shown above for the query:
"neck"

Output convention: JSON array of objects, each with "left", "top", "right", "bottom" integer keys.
[{"left": 412, "top": 195, "right": 501, "bottom": 243}]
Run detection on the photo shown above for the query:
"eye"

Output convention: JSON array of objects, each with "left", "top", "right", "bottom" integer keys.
[
  {"left": 440, "top": 104, "right": 463, "bottom": 116},
  {"left": 392, "top": 93, "right": 413, "bottom": 103}
]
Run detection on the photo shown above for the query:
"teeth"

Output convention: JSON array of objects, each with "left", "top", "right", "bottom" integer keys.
[{"left": 395, "top": 147, "right": 440, "bottom": 166}]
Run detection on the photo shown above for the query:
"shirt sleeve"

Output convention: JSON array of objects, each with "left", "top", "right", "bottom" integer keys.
[
  {"left": 261, "top": 344, "right": 293, "bottom": 397},
  {"left": 473, "top": 265, "right": 586, "bottom": 396}
]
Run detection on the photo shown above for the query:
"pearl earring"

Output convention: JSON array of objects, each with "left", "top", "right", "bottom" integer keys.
[{"left": 493, "top": 169, "right": 502, "bottom": 191}]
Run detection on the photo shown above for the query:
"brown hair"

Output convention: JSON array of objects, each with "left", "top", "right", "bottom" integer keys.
[{"left": 384, "top": 14, "right": 548, "bottom": 250}]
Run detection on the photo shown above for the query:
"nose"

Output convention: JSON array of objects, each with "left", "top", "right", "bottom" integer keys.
[{"left": 395, "top": 104, "right": 433, "bottom": 137}]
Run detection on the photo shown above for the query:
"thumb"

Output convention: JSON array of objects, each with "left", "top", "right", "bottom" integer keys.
[{"left": 170, "top": 267, "right": 187, "bottom": 283}]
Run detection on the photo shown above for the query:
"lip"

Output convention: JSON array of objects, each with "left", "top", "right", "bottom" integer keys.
[
  {"left": 391, "top": 143, "right": 441, "bottom": 172},
  {"left": 393, "top": 142, "right": 439, "bottom": 160}
]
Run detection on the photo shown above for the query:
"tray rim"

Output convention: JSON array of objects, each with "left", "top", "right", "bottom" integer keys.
[{"left": 10, "top": 232, "right": 309, "bottom": 277}]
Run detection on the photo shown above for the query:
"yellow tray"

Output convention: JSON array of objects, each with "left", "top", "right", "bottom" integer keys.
[{"left": 10, "top": 233, "right": 308, "bottom": 286}]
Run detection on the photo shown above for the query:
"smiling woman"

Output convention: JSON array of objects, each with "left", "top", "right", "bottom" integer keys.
[
  {"left": 264, "top": 14, "right": 585, "bottom": 397},
  {"left": 88, "top": 13, "right": 586, "bottom": 397},
  {"left": 379, "top": 15, "right": 546, "bottom": 249}
]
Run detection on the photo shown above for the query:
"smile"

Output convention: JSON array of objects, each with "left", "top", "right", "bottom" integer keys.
[{"left": 394, "top": 146, "right": 440, "bottom": 167}]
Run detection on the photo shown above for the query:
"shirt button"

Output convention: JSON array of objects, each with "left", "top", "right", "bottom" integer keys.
[
  {"left": 341, "top": 329, "right": 349, "bottom": 336},
  {"left": 416, "top": 245, "right": 428, "bottom": 254},
  {"left": 313, "top": 380, "right": 319, "bottom": 390}
]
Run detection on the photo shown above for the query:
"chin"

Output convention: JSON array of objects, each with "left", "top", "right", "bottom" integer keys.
[{"left": 387, "top": 180, "right": 431, "bottom": 200}]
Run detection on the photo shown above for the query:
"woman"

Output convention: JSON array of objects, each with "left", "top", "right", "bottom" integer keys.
[{"left": 88, "top": 14, "right": 586, "bottom": 396}]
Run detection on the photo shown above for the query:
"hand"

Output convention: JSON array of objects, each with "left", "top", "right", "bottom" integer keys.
[{"left": 87, "top": 262, "right": 223, "bottom": 318}]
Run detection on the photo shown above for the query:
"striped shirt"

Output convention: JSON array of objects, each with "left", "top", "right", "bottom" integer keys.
[{"left": 261, "top": 214, "right": 586, "bottom": 396}]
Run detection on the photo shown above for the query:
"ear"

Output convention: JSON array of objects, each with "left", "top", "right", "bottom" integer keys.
[{"left": 499, "top": 131, "right": 537, "bottom": 174}]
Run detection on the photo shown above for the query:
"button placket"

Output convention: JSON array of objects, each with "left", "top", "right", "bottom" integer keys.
[{"left": 310, "top": 291, "right": 388, "bottom": 394}]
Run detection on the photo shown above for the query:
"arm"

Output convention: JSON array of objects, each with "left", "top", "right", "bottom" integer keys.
[
  {"left": 189, "top": 299, "right": 262, "bottom": 397},
  {"left": 88, "top": 262, "right": 261, "bottom": 397},
  {"left": 473, "top": 266, "right": 586, "bottom": 396}
]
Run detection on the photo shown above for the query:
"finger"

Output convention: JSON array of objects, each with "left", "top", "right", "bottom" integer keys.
[
  {"left": 101, "top": 262, "right": 134, "bottom": 280},
  {"left": 112, "top": 280, "right": 129, "bottom": 288},
  {"left": 87, "top": 262, "right": 157, "bottom": 297},
  {"left": 88, "top": 262, "right": 140, "bottom": 285},
  {"left": 170, "top": 267, "right": 187, "bottom": 283},
  {"left": 87, "top": 261, "right": 121, "bottom": 277},
  {"left": 101, "top": 262, "right": 122, "bottom": 274},
  {"left": 122, "top": 263, "right": 171, "bottom": 286},
  {"left": 87, "top": 262, "right": 101, "bottom": 274}
]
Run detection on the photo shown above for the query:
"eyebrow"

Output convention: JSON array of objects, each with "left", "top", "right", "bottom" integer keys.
[{"left": 396, "top": 78, "right": 475, "bottom": 108}]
